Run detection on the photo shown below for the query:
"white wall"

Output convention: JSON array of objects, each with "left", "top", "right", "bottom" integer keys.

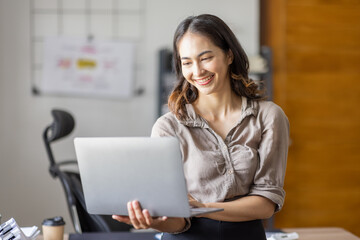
[{"left": 0, "top": 0, "right": 258, "bottom": 232}]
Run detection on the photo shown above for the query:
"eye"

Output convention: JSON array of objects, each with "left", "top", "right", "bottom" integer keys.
[
  {"left": 182, "top": 61, "right": 192, "bottom": 66},
  {"left": 201, "top": 56, "right": 213, "bottom": 61}
]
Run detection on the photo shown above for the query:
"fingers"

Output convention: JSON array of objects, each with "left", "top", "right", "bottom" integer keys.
[
  {"left": 127, "top": 201, "right": 168, "bottom": 230},
  {"left": 128, "top": 201, "right": 141, "bottom": 228},
  {"left": 188, "top": 194, "right": 195, "bottom": 201},
  {"left": 142, "top": 209, "right": 153, "bottom": 226},
  {"left": 188, "top": 195, "right": 205, "bottom": 208},
  {"left": 128, "top": 201, "right": 152, "bottom": 229},
  {"left": 188, "top": 194, "right": 199, "bottom": 207},
  {"left": 112, "top": 215, "right": 131, "bottom": 225},
  {"left": 142, "top": 209, "right": 167, "bottom": 225},
  {"left": 132, "top": 201, "right": 147, "bottom": 228},
  {"left": 113, "top": 201, "right": 167, "bottom": 229}
]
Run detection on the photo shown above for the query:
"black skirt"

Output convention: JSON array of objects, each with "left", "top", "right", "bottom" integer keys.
[{"left": 161, "top": 218, "right": 266, "bottom": 240}]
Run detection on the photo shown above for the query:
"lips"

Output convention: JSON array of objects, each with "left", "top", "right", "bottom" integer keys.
[{"left": 194, "top": 74, "right": 214, "bottom": 86}]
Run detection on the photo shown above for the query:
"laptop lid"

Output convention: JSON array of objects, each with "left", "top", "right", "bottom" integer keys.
[{"left": 74, "top": 137, "right": 194, "bottom": 217}]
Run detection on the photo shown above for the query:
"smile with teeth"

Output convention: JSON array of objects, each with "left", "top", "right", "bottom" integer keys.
[{"left": 194, "top": 74, "right": 214, "bottom": 86}]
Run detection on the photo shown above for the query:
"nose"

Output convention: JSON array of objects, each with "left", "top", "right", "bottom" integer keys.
[{"left": 193, "top": 62, "right": 204, "bottom": 77}]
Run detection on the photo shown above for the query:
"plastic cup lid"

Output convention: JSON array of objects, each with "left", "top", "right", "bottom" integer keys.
[{"left": 42, "top": 216, "right": 65, "bottom": 226}]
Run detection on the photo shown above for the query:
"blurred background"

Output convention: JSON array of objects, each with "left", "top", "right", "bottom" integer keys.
[
  {"left": 260, "top": 0, "right": 360, "bottom": 236},
  {"left": 0, "top": 0, "right": 359, "bottom": 236}
]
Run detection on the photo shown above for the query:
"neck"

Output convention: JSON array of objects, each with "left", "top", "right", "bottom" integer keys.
[{"left": 194, "top": 91, "right": 242, "bottom": 121}]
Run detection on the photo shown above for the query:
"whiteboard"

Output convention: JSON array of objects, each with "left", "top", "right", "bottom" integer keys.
[
  {"left": 30, "top": 0, "right": 145, "bottom": 98},
  {"left": 41, "top": 37, "right": 135, "bottom": 98}
]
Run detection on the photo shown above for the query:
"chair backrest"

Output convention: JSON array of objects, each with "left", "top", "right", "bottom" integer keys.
[
  {"left": 43, "top": 109, "right": 76, "bottom": 173},
  {"left": 43, "top": 109, "right": 131, "bottom": 233}
]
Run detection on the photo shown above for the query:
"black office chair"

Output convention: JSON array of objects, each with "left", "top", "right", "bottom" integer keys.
[{"left": 43, "top": 109, "right": 132, "bottom": 233}]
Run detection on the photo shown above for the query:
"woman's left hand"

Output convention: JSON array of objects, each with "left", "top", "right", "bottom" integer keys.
[
  {"left": 188, "top": 194, "right": 210, "bottom": 218},
  {"left": 188, "top": 194, "right": 206, "bottom": 208}
]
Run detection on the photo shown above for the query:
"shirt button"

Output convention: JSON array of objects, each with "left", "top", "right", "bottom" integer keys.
[{"left": 227, "top": 169, "right": 234, "bottom": 174}]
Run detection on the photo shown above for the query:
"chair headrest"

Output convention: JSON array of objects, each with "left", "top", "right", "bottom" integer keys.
[{"left": 49, "top": 109, "right": 75, "bottom": 142}]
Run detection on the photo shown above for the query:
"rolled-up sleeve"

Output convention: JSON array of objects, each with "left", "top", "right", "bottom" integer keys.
[{"left": 249, "top": 103, "right": 290, "bottom": 212}]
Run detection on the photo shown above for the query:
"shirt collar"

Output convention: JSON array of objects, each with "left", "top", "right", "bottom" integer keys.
[{"left": 178, "top": 96, "right": 258, "bottom": 128}]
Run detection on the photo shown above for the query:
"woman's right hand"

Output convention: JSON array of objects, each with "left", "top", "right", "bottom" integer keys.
[
  {"left": 113, "top": 200, "right": 187, "bottom": 233},
  {"left": 112, "top": 200, "right": 168, "bottom": 230}
]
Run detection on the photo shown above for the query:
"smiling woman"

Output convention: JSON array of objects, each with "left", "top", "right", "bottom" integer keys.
[{"left": 113, "top": 14, "right": 290, "bottom": 240}]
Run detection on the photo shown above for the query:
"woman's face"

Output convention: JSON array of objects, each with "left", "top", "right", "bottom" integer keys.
[{"left": 178, "top": 32, "right": 233, "bottom": 97}]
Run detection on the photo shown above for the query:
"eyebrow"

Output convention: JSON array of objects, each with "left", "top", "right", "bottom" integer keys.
[{"left": 180, "top": 50, "right": 213, "bottom": 60}]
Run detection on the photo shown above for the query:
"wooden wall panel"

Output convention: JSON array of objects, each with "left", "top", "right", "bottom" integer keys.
[{"left": 261, "top": 0, "right": 360, "bottom": 236}]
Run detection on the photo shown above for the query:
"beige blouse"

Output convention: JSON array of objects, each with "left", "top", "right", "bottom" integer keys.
[{"left": 151, "top": 97, "right": 289, "bottom": 212}]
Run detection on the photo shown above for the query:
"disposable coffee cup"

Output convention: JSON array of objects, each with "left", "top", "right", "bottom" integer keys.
[{"left": 42, "top": 216, "right": 65, "bottom": 240}]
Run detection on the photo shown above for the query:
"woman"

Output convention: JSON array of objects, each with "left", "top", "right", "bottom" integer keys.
[{"left": 113, "top": 14, "right": 289, "bottom": 240}]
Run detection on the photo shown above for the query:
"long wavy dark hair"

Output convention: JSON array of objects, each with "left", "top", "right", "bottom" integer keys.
[{"left": 168, "top": 14, "right": 263, "bottom": 120}]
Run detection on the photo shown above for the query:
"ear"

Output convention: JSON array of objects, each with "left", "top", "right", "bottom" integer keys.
[{"left": 227, "top": 49, "right": 234, "bottom": 65}]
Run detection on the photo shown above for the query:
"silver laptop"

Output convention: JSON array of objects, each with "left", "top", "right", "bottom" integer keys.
[{"left": 74, "top": 137, "right": 223, "bottom": 217}]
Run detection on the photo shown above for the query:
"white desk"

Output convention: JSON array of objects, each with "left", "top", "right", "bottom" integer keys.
[{"left": 283, "top": 227, "right": 359, "bottom": 240}]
